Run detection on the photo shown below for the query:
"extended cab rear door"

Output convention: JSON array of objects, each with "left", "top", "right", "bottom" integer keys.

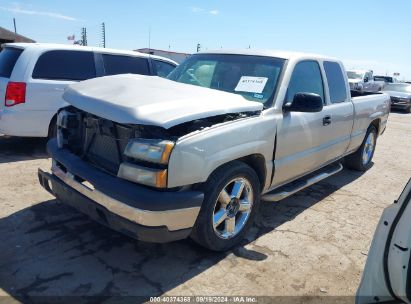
[
  {"left": 321, "top": 61, "right": 354, "bottom": 159},
  {"left": 357, "top": 179, "right": 411, "bottom": 303}
]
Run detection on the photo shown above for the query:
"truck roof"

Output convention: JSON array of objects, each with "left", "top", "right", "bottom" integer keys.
[
  {"left": 2, "top": 42, "right": 178, "bottom": 65},
  {"left": 197, "top": 48, "right": 340, "bottom": 62}
]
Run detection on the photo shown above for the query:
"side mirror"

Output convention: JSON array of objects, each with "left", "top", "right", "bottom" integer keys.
[
  {"left": 364, "top": 77, "right": 369, "bottom": 83},
  {"left": 283, "top": 93, "right": 323, "bottom": 113}
]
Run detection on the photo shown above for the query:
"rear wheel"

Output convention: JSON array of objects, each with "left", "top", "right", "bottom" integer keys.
[
  {"left": 345, "top": 125, "right": 377, "bottom": 171},
  {"left": 406, "top": 106, "right": 411, "bottom": 113},
  {"left": 190, "top": 161, "right": 261, "bottom": 251}
]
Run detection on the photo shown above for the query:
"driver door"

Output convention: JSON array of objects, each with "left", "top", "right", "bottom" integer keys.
[{"left": 272, "top": 60, "right": 331, "bottom": 187}]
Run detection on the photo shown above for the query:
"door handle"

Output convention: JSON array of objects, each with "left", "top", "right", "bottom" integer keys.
[{"left": 323, "top": 115, "right": 332, "bottom": 126}]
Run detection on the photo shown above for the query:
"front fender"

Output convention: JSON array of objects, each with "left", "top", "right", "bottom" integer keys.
[{"left": 167, "top": 115, "right": 277, "bottom": 188}]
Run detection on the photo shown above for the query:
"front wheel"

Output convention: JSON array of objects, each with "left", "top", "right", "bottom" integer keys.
[
  {"left": 345, "top": 125, "right": 377, "bottom": 171},
  {"left": 190, "top": 161, "right": 261, "bottom": 251}
]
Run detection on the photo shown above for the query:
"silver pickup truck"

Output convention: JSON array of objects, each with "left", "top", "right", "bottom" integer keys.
[
  {"left": 347, "top": 69, "right": 383, "bottom": 92},
  {"left": 38, "top": 50, "right": 390, "bottom": 251}
]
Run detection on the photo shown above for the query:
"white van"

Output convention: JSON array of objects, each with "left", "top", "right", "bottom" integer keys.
[{"left": 0, "top": 43, "right": 177, "bottom": 138}]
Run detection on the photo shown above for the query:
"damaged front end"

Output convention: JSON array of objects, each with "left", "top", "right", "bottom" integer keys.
[
  {"left": 56, "top": 106, "right": 260, "bottom": 188},
  {"left": 39, "top": 105, "right": 208, "bottom": 243}
]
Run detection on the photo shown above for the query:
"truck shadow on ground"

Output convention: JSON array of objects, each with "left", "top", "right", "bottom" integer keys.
[
  {"left": 0, "top": 137, "right": 48, "bottom": 164},
  {"left": 0, "top": 168, "right": 366, "bottom": 301}
]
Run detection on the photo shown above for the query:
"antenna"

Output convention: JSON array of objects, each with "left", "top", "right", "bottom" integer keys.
[{"left": 101, "top": 22, "right": 106, "bottom": 48}]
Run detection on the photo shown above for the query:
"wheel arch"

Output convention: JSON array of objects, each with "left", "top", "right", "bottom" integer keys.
[
  {"left": 237, "top": 154, "right": 267, "bottom": 191},
  {"left": 203, "top": 154, "right": 267, "bottom": 192},
  {"left": 370, "top": 118, "right": 381, "bottom": 135}
]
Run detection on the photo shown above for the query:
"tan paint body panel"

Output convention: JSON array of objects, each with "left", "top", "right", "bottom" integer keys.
[{"left": 168, "top": 54, "right": 390, "bottom": 190}]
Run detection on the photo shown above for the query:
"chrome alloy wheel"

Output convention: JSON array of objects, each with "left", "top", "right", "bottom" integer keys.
[
  {"left": 362, "top": 132, "right": 376, "bottom": 166},
  {"left": 212, "top": 177, "right": 254, "bottom": 239}
]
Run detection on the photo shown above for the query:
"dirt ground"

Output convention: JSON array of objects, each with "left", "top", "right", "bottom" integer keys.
[{"left": 0, "top": 112, "right": 410, "bottom": 303}]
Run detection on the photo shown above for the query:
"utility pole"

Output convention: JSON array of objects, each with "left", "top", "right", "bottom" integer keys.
[
  {"left": 101, "top": 22, "right": 106, "bottom": 48},
  {"left": 196, "top": 43, "right": 201, "bottom": 52},
  {"left": 81, "top": 27, "right": 88, "bottom": 46},
  {"left": 13, "top": 18, "right": 17, "bottom": 34}
]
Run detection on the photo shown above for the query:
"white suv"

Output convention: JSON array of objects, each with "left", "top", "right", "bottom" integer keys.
[{"left": 0, "top": 43, "right": 177, "bottom": 138}]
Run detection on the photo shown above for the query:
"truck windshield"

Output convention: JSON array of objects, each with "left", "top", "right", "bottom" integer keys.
[
  {"left": 382, "top": 84, "right": 411, "bottom": 93},
  {"left": 347, "top": 71, "right": 363, "bottom": 80},
  {"left": 168, "top": 54, "right": 285, "bottom": 105}
]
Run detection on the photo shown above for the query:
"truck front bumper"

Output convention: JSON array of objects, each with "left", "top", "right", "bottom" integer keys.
[{"left": 38, "top": 140, "right": 204, "bottom": 243}]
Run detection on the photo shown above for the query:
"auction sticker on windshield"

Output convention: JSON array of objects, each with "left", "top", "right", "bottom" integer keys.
[{"left": 235, "top": 76, "right": 268, "bottom": 94}]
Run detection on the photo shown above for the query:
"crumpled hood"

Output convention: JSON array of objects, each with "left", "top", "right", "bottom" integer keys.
[{"left": 63, "top": 74, "right": 263, "bottom": 129}]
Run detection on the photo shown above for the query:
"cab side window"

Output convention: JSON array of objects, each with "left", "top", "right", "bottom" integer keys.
[{"left": 286, "top": 61, "right": 324, "bottom": 103}]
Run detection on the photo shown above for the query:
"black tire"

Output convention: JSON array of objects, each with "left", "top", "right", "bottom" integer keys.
[
  {"left": 190, "top": 161, "right": 261, "bottom": 251},
  {"left": 48, "top": 119, "right": 57, "bottom": 139},
  {"left": 345, "top": 125, "right": 377, "bottom": 171},
  {"left": 406, "top": 106, "right": 411, "bottom": 113}
]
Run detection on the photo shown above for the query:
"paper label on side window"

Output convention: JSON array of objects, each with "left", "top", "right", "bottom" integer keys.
[{"left": 235, "top": 76, "right": 268, "bottom": 94}]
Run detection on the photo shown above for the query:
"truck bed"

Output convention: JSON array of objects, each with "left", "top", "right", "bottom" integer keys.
[{"left": 347, "top": 91, "right": 390, "bottom": 153}]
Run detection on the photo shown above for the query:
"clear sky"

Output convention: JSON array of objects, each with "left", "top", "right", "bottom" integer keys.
[{"left": 1, "top": 0, "right": 410, "bottom": 79}]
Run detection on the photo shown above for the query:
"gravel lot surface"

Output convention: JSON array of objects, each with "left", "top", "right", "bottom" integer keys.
[{"left": 0, "top": 112, "right": 410, "bottom": 303}]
